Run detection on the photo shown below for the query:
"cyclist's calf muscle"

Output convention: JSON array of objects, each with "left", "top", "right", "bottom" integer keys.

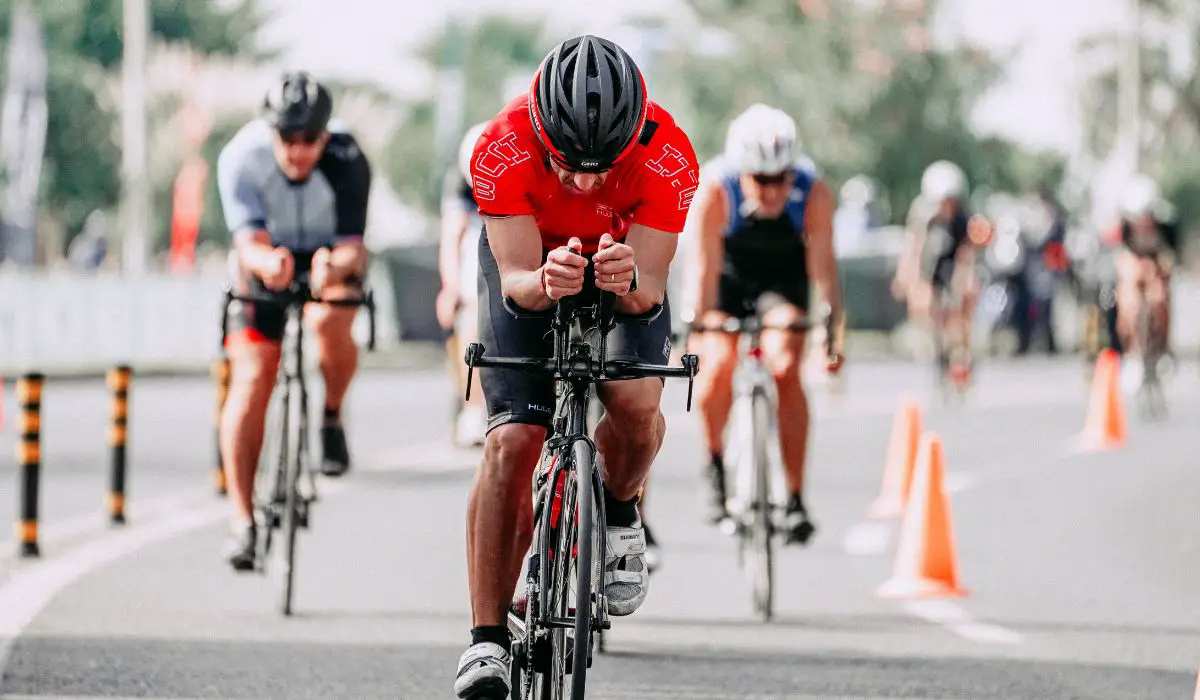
[
  {"left": 219, "top": 339, "right": 282, "bottom": 521},
  {"left": 468, "top": 423, "right": 544, "bottom": 627}
]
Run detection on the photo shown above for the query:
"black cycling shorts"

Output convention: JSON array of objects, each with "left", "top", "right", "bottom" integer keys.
[
  {"left": 476, "top": 228, "right": 674, "bottom": 434},
  {"left": 717, "top": 271, "right": 810, "bottom": 319},
  {"left": 226, "top": 251, "right": 362, "bottom": 345}
]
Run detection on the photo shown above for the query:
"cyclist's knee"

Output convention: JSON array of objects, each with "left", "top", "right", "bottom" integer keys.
[
  {"left": 307, "top": 303, "right": 356, "bottom": 337},
  {"left": 227, "top": 344, "right": 279, "bottom": 405},
  {"left": 483, "top": 423, "right": 545, "bottom": 482},
  {"left": 600, "top": 379, "right": 662, "bottom": 429},
  {"left": 765, "top": 345, "right": 803, "bottom": 384}
]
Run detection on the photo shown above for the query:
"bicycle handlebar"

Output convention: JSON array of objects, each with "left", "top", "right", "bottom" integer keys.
[
  {"left": 466, "top": 290, "right": 699, "bottom": 410},
  {"left": 220, "top": 283, "right": 377, "bottom": 351}
]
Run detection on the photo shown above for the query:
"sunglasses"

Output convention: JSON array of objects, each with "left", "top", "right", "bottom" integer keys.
[
  {"left": 277, "top": 130, "right": 322, "bottom": 146},
  {"left": 751, "top": 171, "right": 792, "bottom": 186}
]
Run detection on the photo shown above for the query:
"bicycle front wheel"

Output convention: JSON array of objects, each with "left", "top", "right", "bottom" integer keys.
[
  {"left": 276, "top": 379, "right": 305, "bottom": 616},
  {"left": 748, "top": 389, "right": 774, "bottom": 622},
  {"left": 569, "top": 439, "right": 598, "bottom": 698}
]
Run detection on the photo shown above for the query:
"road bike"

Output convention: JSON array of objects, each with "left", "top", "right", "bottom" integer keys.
[
  {"left": 220, "top": 281, "right": 376, "bottom": 616},
  {"left": 687, "top": 303, "right": 838, "bottom": 622},
  {"left": 464, "top": 292, "right": 698, "bottom": 699}
]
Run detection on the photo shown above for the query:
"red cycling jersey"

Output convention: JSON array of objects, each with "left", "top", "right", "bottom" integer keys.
[{"left": 469, "top": 93, "right": 699, "bottom": 254}]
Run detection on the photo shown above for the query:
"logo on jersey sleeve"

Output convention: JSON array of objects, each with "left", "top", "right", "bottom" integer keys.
[
  {"left": 472, "top": 132, "right": 533, "bottom": 203},
  {"left": 645, "top": 142, "right": 699, "bottom": 211},
  {"left": 476, "top": 133, "right": 532, "bottom": 177}
]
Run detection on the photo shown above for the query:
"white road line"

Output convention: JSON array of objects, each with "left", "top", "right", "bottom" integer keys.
[
  {"left": 0, "top": 479, "right": 350, "bottom": 679},
  {"left": 903, "top": 600, "right": 1024, "bottom": 645},
  {"left": 0, "top": 486, "right": 210, "bottom": 558}
]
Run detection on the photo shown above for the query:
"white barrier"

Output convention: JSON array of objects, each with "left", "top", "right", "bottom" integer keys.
[{"left": 0, "top": 263, "right": 399, "bottom": 375}]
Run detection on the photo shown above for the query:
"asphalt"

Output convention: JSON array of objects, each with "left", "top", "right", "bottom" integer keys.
[{"left": 0, "top": 355, "right": 1197, "bottom": 699}]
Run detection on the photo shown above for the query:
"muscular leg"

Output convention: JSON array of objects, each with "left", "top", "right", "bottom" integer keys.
[
  {"left": 466, "top": 424, "right": 543, "bottom": 628},
  {"left": 759, "top": 304, "right": 809, "bottom": 496},
  {"left": 691, "top": 313, "right": 739, "bottom": 522},
  {"left": 596, "top": 378, "right": 666, "bottom": 502},
  {"left": 219, "top": 339, "right": 281, "bottom": 522},
  {"left": 306, "top": 284, "right": 359, "bottom": 415},
  {"left": 306, "top": 283, "right": 360, "bottom": 475}
]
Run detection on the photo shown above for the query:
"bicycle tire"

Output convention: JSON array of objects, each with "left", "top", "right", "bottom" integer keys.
[
  {"left": 255, "top": 380, "right": 290, "bottom": 569},
  {"left": 532, "top": 455, "right": 580, "bottom": 700},
  {"left": 569, "top": 439, "right": 597, "bottom": 698},
  {"left": 749, "top": 389, "right": 774, "bottom": 623},
  {"left": 277, "top": 377, "right": 304, "bottom": 616}
]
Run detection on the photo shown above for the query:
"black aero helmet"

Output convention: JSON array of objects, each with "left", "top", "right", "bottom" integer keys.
[
  {"left": 262, "top": 71, "right": 333, "bottom": 133},
  {"left": 530, "top": 35, "right": 648, "bottom": 173}
]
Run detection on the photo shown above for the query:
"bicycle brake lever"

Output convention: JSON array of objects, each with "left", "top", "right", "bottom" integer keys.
[
  {"left": 464, "top": 342, "right": 485, "bottom": 401},
  {"left": 682, "top": 353, "right": 699, "bottom": 412}
]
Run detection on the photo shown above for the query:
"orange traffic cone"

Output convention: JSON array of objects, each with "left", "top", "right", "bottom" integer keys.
[
  {"left": 1079, "top": 348, "right": 1126, "bottom": 451},
  {"left": 868, "top": 398, "right": 922, "bottom": 519},
  {"left": 877, "top": 430, "right": 967, "bottom": 598}
]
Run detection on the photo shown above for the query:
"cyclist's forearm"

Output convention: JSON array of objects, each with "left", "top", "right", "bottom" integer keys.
[
  {"left": 690, "top": 265, "right": 721, "bottom": 318},
  {"left": 502, "top": 267, "right": 554, "bottom": 312}
]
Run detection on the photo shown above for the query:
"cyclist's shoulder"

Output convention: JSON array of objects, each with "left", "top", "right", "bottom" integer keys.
[
  {"left": 217, "top": 119, "right": 274, "bottom": 176},
  {"left": 629, "top": 101, "right": 697, "bottom": 164},
  {"left": 321, "top": 121, "right": 368, "bottom": 166}
]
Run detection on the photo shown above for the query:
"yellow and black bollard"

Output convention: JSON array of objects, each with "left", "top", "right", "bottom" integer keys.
[
  {"left": 16, "top": 372, "right": 43, "bottom": 557},
  {"left": 106, "top": 365, "right": 131, "bottom": 525},
  {"left": 212, "top": 357, "right": 230, "bottom": 496}
]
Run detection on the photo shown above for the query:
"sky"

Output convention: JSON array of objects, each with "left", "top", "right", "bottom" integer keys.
[{"left": 258, "top": 0, "right": 1127, "bottom": 155}]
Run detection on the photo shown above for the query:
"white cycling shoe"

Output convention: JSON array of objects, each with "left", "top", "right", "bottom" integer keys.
[
  {"left": 604, "top": 520, "right": 649, "bottom": 616},
  {"left": 454, "top": 642, "right": 510, "bottom": 699}
]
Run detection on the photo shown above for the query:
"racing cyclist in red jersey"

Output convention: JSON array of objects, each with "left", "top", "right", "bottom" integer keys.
[{"left": 454, "top": 36, "right": 699, "bottom": 699}]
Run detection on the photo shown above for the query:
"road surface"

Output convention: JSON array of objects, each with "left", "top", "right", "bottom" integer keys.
[{"left": 0, "top": 357, "right": 1197, "bottom": 699}]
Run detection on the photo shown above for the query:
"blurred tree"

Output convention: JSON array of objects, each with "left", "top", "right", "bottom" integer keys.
[
  {"left": 0, "top": 0, "right": 271, "bottom": 246},
  {"left": 1077, "top": 0, "right": 1200, "bottom": 232},
  {"left": 385, "top": 15, "right": 544, "bottom": 213},
  {"left": 666, "top": 0, "right": 1059, "bottom": 221}
]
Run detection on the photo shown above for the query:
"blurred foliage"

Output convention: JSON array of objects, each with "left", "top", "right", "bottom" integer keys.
[
  {"left": 1078, "top": 0, "right": 1200, "bottom": 233},
  {"left": 389, "top": 2, "right": 1063, "bottom": 223},
  {"left": 385, "top": 15, "right": 544, "bottom": 213},
  {"left": 0, "top": 0, "right": 271, "bottom": 249},
  {"left": 668, "top": 0, "right": 1065, "bottom": 223}
]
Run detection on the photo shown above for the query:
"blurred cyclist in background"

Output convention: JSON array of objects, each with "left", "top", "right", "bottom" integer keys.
[
  {"left": 893, "top": 160, "right": 991, "bottom": 386},
  {"left": 1113, "top": 174, "right": 1179, "bottom": 361},
  {"left": 684, "top": 103, "right": 843, "bottom": 545},
  {"left": 438, "top": 121, "right": 489, "bottom": 447},
  {"left": 216, "top": 72, "right": 371, "bottom": 571}
]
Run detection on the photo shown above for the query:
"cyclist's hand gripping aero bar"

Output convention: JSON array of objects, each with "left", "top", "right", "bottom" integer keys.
[
  {"left": 463, "top": 291, "right": 701, "bottom": 410},
  {"left": 219, "top": 280, "right": 378, "bottom": 352}
]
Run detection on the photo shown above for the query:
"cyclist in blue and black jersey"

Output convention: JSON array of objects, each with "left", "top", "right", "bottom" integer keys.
[{"left": 684, "top": 103, "right": 844, "bottom": 546}]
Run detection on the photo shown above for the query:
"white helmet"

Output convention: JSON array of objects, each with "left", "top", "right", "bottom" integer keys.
[
  {"left": 458, "top": 121, "right": 489, "bottom": 186},
  {"left": 1119, "top": 174, "right": 1159, "bottom": 219},
  {"left": 724, "top": 103, "right": 798, "bottom": 175},
  {"left": 920, "top": 160, "right": 967, "bottom": 201},
  {"left": 840, "top": 175, "right": 876, "bottom": 207}
]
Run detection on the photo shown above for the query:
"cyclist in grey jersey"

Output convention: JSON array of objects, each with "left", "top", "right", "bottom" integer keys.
[{"left": 216, "top": 71, "right": 372, "bottom": 572}]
